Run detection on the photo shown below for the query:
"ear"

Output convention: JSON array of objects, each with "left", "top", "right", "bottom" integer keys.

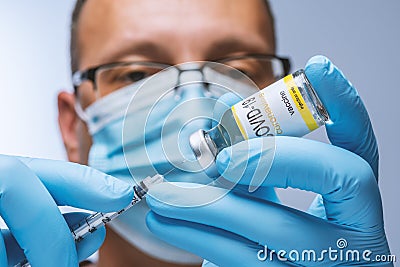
[{"left": 58, "top": 91, "right": 81, "bottom": 163}]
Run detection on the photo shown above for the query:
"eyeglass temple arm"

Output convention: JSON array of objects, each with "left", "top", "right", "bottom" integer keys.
[
  {"left": 281, "top": 57, "right": 291, "bottom": 76},
  {"left": 73, "top": 68, "right": 98, "bottom": 93}
]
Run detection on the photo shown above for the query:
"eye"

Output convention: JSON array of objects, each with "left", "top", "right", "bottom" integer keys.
[
  {"left": 120, "top": 71, "right": 147, "bottom": 83},
  {"left": 100, "top": 68, "right": 149, "bottom": 85},
  {"left": 222, "top": 58, "right": 277, "bottom": 87},
  {"left": 233, "top": 68, "right": 250, "bottom": 77},
  {"left": 226, "top": 68, "right": 250, "bottom": 79},
  {"left": 222, "top": 60, "right": 257, "bottom": 78},
  {"left": 97, "top": 64, "right": 165, "bottom": 94},
  {"left": 114, "top": 66, "right": 163, "bottom": 84}
]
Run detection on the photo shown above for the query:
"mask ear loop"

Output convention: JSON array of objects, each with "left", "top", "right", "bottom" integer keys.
[{"left": 74, "top": 101, "right": 90, "bottom": 123}]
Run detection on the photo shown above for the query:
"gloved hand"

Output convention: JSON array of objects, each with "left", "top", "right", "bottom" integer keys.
[
  {"left": 0, "top": 155, "right": 133, "bottom": 267},
  {"left": 145, "top": 56, "right": 393, "bottom": 266}
]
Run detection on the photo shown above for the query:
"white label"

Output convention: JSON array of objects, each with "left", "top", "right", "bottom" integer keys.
[{"left": 231, "top": 74, "right": 318, "bottom": 139}]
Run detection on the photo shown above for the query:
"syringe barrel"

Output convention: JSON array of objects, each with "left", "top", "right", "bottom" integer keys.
[{"left": 14, "top": 174, "right": 164, "bottom": 267}]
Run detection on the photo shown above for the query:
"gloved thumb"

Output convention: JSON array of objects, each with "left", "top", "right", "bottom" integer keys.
[
  {"left": 3, "top": 212, "right": 105, "bottom": 266},
  {"left": 305, "top": 55, "right": 379, "bottom": 178}
]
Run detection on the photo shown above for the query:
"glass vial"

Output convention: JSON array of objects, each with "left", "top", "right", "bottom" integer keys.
[{"left": 189, "top": 69, "right": 330, "bottom": 177}]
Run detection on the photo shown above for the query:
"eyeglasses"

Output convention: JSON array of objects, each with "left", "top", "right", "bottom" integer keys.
[{"left": 72, "top": 54, "right": 291, "bottom": 97}]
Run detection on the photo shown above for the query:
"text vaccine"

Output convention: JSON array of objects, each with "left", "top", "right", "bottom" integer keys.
[{"left": 189, "top": 69, "right": 330, "bottom": 177}]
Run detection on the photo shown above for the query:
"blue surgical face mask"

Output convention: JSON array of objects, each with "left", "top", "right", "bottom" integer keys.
[
  {"left": 83, "top": 65, "right": 229, "bottom": 185},
  {"left": 75, "top": 63, "right": 258, "bottom": 263}
]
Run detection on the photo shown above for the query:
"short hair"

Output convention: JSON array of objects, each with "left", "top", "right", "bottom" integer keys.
[
  {"left": 70, "top": 0, "right": 87, "bottom": 74},
  {"left": 69, "top": 0, "right": 275, "bottom": 74}
]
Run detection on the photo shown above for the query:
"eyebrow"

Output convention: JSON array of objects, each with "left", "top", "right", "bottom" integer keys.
[
  {"left": 100, "top": 40, "right": 172, "bottom": 64},
  {"left": 205, "top": 36, "right": 272, "bottom": 60},
  {"left": 96, "top": 35, "right": 272, "bottom": 66}
]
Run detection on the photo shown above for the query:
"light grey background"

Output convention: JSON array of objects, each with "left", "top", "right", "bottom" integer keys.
[
  {"left": 270, "top": 0, "right": 399, "bottom": 262},
  {"left": 0, "top": 0, "right": 398, "bottom": 263}
]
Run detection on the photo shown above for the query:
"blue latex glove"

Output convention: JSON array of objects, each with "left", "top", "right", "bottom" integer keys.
[
  {"left": 146, "top": 56, "right": 393, "bottom": 266},
  {"left": 0, "top": 155, "right": 133, "bottom": 267},
  {"left": 306, "top": 55, "right": 379, "bottom": 219}
]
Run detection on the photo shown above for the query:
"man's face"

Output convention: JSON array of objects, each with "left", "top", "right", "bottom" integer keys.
[{"left": 61, "top": 0, "right": 275, "bottom": 164}]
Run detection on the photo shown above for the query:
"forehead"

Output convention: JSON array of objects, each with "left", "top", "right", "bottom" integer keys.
[{"left": 77, "top": 0, "right": 274, "bottom": 68}]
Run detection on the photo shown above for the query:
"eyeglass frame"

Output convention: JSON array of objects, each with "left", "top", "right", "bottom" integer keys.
[{"left": 72, "top": 53, "right": 291, "bottom": 92}]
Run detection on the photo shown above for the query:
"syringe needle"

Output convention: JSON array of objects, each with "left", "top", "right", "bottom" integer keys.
[
  {"left": 161, "top": 159, "right": 188, "bottom": 177},
  {"left": 16, "top": 173, "right": 164, "bottom": 267},
  {"left": 162, "top": 167, "right": 176, "bottom": 176}
]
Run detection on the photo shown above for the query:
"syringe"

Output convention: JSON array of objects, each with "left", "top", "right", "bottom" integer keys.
[{"left": 16, "top": 174, "right": 164, "bottom": 267}]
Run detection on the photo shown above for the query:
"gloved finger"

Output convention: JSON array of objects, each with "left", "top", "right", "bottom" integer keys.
[
  {"left": 1, "top": 229, "right": 26, "bottom": 266},
  {"left": 0, "top": 155, "right": 77, "bottom": 266},
  {"left": 146, "top": 211, "right": 295, "bottom": 267},
  {"left": 305, "top": 56, "right": 379, "bottom": 178},
  {"left": 216, "top": 137, "right": 382, "bottom": 228},
  {"left": 2, "top": 212, "right": 105, "bottom": 266},
  {"left": 147, "top": 184, "right": 352, "bottom": 266},
  {"left": 212, "top": 93, "right": 281, "bottom": 202},
  {"left": 147, "top": 183, "right": 384, "bottom": 264},
  {"left": 0, "top": 230, "right": 9, "bottom": 266},
  {"left": 17, "top": 157, "right": 134, "bottom": 212},
  {"left": 63, "top": 212, "right": 105, "bottom": 262}
]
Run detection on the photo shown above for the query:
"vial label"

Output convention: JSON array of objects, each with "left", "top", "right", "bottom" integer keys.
[{"left": 231, "top": 74, "right": 319, "bottom": 139}]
